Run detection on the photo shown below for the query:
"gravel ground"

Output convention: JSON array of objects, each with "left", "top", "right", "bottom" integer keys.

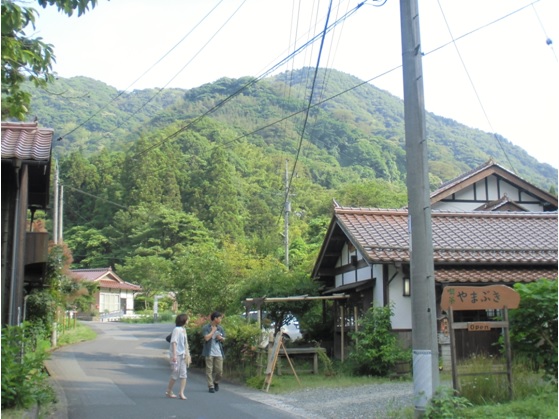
[{"left": 254, "top": 381, "right": 416, "bottom": 419}]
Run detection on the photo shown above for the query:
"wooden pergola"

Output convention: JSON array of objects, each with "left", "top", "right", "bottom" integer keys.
[{"left": 243, "top": 294, "right": 353, "bottom": 359}]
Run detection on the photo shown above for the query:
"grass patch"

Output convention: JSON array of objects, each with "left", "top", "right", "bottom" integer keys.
[
  {"left": 459, "top": 389, "right": 557, "bottom": 418},
  {"left": 55, "top": 321, "right": 97, "bottom": 347}
]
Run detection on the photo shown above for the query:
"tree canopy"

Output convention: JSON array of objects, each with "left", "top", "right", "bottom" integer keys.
[{"left": 1, "top": 0, "right": 99, "bottom": 119}]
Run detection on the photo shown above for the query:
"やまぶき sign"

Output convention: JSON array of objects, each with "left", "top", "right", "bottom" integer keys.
[{"left": 440, "top": 285, "right": 520, "bottom": 311}]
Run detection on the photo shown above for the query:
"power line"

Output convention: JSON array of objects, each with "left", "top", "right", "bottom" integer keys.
[
  {"left": 436, "top": 0, "right": 517, "bottom": 174},
  {"left": 101, "top": 0, "right": 243, "bottom": 140},
  {"left": 280, "top": 0, "right": 335, "bottom": 226},
  {"left": 63, "top": 185, "right": 128, "bottom": 209},
  {"left": 131, "top": 1, "right": 368, "bottom": 160},
  {"left": 55, "top": 0, "right": 226, "bottom": 141},
  {"left": 530, "top": 1, "right": 557, "bottom": 62}
]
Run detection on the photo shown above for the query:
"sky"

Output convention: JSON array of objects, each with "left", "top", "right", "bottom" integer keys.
[{"left": 33, "top": 0, "right": 559, "bottom": 168}]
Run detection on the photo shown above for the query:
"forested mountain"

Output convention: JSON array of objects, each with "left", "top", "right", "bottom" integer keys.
[
  {"left": 28, "top": 68, "right": 556, "bottom": 191},
  {"left": 22, "top": 68, "right": 557, "bottom": 315}
]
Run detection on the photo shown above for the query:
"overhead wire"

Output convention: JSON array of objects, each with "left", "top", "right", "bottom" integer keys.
[
  {"left": 278, "top": 0, "right": 334, "bottom": 224},
  {"left": 530, "top": 2, "right": 557, "bottom": 62},
  {"left": 210, "top": 0, "right": 547, "bottom": 169},
  {"left": 55, "top": 0, "right": 226, "bottom": 141},
  {"left": 59, "top": 0, "right": 549, "bottom": 219},
  {"left": 435, "top": 0, "right": 517, "bottom": 174},
  {"left": 101, "top": 0, "right": 247, "bottom": 139},
  {"left": 63, "top": 185, "right": 128, "bottom": 209},
  {"left": 131, "top": 1, "right": 368, "bottom": 160}
]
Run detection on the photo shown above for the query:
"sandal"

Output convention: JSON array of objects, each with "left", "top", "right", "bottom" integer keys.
[
  {"left": 179, "top": 394, "right": 187, "bottom": 400},
  {"left": 165, "top": 390, "right": 177, "bottom": 399}
]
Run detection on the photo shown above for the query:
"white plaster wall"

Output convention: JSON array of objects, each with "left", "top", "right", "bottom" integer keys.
[
  {"left": 371, "top": 264, "right": 384, "bottom": 307},
  {"left": 335, "top": 242, "right": 372, "bottom": 288},
  {"left": 120, "top": 289, "right": 135, "bottom": 311},
  {"left": 432, "top": 175, "right": 547, "bottom": 212},
  {"left": 390, "top": 275, "right": 412, "bottom": 329}
]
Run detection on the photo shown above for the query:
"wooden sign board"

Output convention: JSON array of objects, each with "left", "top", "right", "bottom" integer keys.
[
  {"left": 441, "top": 285, "right": 520, "bottom": 311},
  {"left": 467, "top": 322, "right": 492, "bottom": 332}
]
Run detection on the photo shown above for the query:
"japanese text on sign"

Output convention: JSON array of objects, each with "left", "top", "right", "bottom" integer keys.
[
  {"left": 449, "top": 288, "right": 500, "bottom": 306},
  {"left": 440, "top": 285, "right": 520, "bottom": 311}
]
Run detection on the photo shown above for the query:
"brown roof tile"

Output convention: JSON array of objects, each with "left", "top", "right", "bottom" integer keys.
[
  {"left": 335, "top": 207, "right": 557, "bottom": 264},
  {"left": 435, "top": 267, "right": 557, "bottom": 284},
  {"left": 99, "top": 279, "right": 142, "bottom": 291},
  {"left": 71, "top": 267, "right": 142, "bottom": 291},
  {"left": 1, "top": 122, "right": 54, "bottom": 161}
]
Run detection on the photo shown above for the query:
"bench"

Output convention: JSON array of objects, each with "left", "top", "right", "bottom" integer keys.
[{"left": 276, "top": 347, "right": 326, "bottom": 375}]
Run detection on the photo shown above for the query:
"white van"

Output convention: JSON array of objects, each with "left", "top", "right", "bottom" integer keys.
[{"left": 242, "top": 311, "right": 303, "bottom": 343}]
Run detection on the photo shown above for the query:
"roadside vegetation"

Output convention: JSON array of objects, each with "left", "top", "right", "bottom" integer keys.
[
  {"left": 1, "top": 320, "right": 97, "bottom": 417},
  {"left": 3, "top": 278, "right": 555, "bottom": 418}
]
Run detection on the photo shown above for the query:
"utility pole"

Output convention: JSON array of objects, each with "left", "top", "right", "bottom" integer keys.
[
  {"left": 400, "top": 0, "right": 439, "bottom": 416},
  {"left": 284, "top": 159, "right": 290, "bottom": 268},
  {"left": 58, "top": 184, "right": 64, "bottom": 242},
  {"left": 53, "top": 160, "right": 59, "bottom": 244}
]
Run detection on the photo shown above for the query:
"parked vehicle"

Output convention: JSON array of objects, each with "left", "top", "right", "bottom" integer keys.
[{"left": 242, "top": 311, "right": 303, "bottom": 344}]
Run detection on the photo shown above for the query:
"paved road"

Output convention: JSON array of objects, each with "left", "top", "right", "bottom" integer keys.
[{"left": 45, "top": 322, "right": 317, "bottom": 419}]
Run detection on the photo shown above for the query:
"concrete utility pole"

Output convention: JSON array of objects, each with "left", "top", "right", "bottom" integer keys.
[
  {"left": 53, "top": 160, "right": 59, "bottom": 244},
  {"left": 400, "top": 0, "right": 440, "bottom": 416},
  {"left": 284, "top": 159, "right": 290, "bottom": 268},
  {"left": 59, "top": 184, "right": 64, "bottom": 242}
]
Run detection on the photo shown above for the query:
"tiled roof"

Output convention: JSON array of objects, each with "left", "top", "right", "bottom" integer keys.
[
  {"left": 71, "top": 267, "right": 142, "bottom": 291},
  {"left": 71, "top": 268, "right": 111, "bottom": 281},
  {"left": 435, "top": 267, "right": 557, "bottom": 284},
  {"left": 335, "top": 207, "right": 557, "bottom": 264},
  {"left": 1, "top": 121, "right": 54, "bottom": 161},
  {"left": 99, "top": 279, "right": 142, "bottom": 291}
]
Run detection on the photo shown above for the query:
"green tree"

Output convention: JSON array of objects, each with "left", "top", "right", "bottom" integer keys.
[
  {"left": 171, "top": 244, "right": 232, "bottom": 316},
  {"left": 108, "top": 204, "right": 210, "bottom": 261},
  {"left": 188, "top": 147, "right": 246, "bottom": 239},
  {"left": 1, "top": 0, "right": 98, "bottom": 119},
  {"left": 64, "top": 225, "right": 111, "bottom": 267},
  {"left": 238, "top": 263, "right": 318, "bottom": 336},
  {"left": 335, "top": 178, "right": 407, "bottom": 208},
  {"left": 120, "top": 137, "right": 182, "bottom": 210},
  {"left": 116, "top": 255, "right": 173, "bottom": 310}
]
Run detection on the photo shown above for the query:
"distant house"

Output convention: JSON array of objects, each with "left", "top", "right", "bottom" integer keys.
[
  {"left": 312, "top": 161, "right": 558, "bottom": 360},
  {"left": 430, "top": 159, "right": 557, "bottom": 212},
  {"left": 71, "top": 267, "right": 142, "bottom": 320},
  {"left": 1, "top": 121, "right": 54, "bottom": 326}
]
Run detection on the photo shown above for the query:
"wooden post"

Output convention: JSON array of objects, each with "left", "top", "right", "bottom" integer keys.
[
  {"left": 340, "top": 305, "right": 345, "bottom": 362},
  {"left": 280, "top": 341, "right": 301, "bottom": 386},
  {"left": 449, "top": 308, "right": 459, "bottom": 392},
  {"left": 503, "top": 308, "right": 514, "bottom": 400}
]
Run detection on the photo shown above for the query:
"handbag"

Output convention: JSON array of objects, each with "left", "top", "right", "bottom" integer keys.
[{"left": 166, "top": 333, "right": 172, "bottom": 343}]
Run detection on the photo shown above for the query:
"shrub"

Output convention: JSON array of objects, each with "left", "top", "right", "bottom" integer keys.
[
  {"left": 348, "top": 304, "right": 405, "bottom": 376},
  {"left": 425, "top": 387, "right": 473, "bottom": 418},
  {"left": 1, "top": 323, "right": 55, "bottom": 409}
]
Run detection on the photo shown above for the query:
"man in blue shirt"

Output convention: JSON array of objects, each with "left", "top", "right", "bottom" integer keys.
[{"left": 201, "top": 311, "right": 225, "bottom": 393}]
